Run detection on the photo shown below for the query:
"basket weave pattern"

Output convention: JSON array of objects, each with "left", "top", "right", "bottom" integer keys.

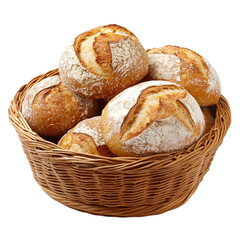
[{"left": 9, "top": 69, "right": 231, "bottom": 217}]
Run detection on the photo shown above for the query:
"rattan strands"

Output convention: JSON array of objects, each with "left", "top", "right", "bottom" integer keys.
[{"left": 8, "top": 69, "right": 231, "bottom": 217}]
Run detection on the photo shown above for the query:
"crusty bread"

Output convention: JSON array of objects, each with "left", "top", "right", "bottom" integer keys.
[
  {"left": 22, "top": 76, "right": 99, "bottom": 138},
  {"left": 201, "top": 106, "right": 215, "bottom": 134},
  {"left": 145, "top": 45, "right": 221, "bottom": 106},
  {"left": 59, "top": 24, "right": 149, "bottom": 99},
  {"left": 101, "top": 80, "right": 205, "bottom": 157},
  {"left": 59, "top": 116, "right": 114, "bottom": 157}
]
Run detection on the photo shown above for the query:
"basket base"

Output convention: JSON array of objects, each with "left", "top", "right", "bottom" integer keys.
[{"left": 40, "top": 182, "right": 200, "bottom": 217}]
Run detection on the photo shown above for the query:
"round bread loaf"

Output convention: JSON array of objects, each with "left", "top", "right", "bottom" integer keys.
[
  {"left": 101, "top": 80, "right": 205, "bottom": 157},
  {"left": 145, "top": 45, "right": 221, "bottom": 106},
  {"left": 59, "top": 116, "right": 114, "bottom": 157},
  {"left": 201, "top": 107, "right": 215, "bottom": 134},
  {"left": 22, "top": 76, "right": 99, "bottom": 138},
  {"left": 59, "top": 24, "right": 149, "bottom": 99}
]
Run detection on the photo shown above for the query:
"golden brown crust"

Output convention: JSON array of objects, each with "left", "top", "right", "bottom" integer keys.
[
  {"left": 148, "top": 46, "right": 209, "bottom": 77},
  {"left": 59, "top": 131, "right": 99, "bottom": 155},
  {"left": 97, "top": 145, "right": 115, "bottom": 157},
  {"left": 146, "top": 45, "right": 221, "bottom": 106},
  {"left": 29, "top": 83, "right": 82, "bottom": 138},
  {"left": 74, "top": 24, "right": 137, "bottom": 52},
  {"left": 93, "top": 33, "right": 125, "bottom": 75},
  {"left": 120, "top": 85, "right": 196, "bottom": 142},
  {"left": 59, "top": 116, "right": 115, "bottom": 157},
  {"left": 147, "top": 46, "right": 209, "bottom": 86},
  {"left": 101, "top": 24, "right": 138, "bottom": 40},
  {"left": 60, "top": 24, "right": 149, "bottom": 99},
  {"left": 101, "top": 80, "right": 205, "bottom": 157},
  {"left": 74, "top": 25, "right": 138, "bottom": 77},
  {"left": 24, "top": 80, "right": 99, "bottom": 138},
  {"left": 74, "top": 30, "right": 96, "bottom": 75}
]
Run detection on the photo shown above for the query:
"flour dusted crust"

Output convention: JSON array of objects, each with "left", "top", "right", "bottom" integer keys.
[
  {"left": 101, "top": 80, "right": 205, "bottom": 157},
  {"left": 59, "top": 24, "right": 149, "bottom": 99},
  {"left": 59, "top": 116, "right": 114, "bottom": 157},
  {"left": 22, "top": 76, "right": 61, "bottom": 120},
  {"left": 22, "top": 76, "right": 99, "bottom": 138},
  {"left": 146, "top": 46, "right": 221, "bottom": 106}
]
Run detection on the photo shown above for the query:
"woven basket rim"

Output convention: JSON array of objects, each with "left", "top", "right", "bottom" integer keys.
[{"left": 8, "top": 69, "right": 231, "bottom": 172}]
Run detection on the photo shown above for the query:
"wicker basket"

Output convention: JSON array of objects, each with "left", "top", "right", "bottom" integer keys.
[{"left": 8, "top": 69, "right": 231, "bottom": 217}]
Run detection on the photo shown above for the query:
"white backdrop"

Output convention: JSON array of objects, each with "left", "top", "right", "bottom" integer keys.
[{"left": 1, "top": 0, "right": 239, "bottom": 239}]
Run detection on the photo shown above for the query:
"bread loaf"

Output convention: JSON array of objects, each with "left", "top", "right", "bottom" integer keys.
[
  {"left": 145, "top": 45, "right": 221, "bottom": 106},
  {"left": 59, "top": 116, "right": 114, "bottom": 156},
  {"left": 59, "top": 24, "right": 149, "bottom": 99},
  {"left": 22, "top": 76, "right": 99, "bottom": 138},
  {"left": 101, "top": 80, "right": 205, "bottom": 157}
]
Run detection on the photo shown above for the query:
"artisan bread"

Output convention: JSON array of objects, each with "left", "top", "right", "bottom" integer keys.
[
  {"left": 101, "top": 80, "right": 205, "bottom": 157},
  {"left": 145, "top": 45, "right": 221, "bottom": 106},
  {"left": 59, "top": 24, "right": 149, "bottom": 99},
  {"left": 22, "top": 76, "right": 99, "bottom": 138},
  {"left": 59, "top": 116, "right": 114, "bottom": 156}
]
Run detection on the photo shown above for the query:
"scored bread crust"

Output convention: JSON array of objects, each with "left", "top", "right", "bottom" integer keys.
[
  {"left": 101, "top": 80, "right": 205, "bottom": 157},
  {"left": 119, "top": 85, "right": 198, "bottom": 142},
  {"left": 146, "top": 45, "right": 221, "bottom": 106},
  {"left": 22, "top": 76, "right": 99, "bottom": 138},
  {"left": 74, "top": 24, "right": 138, "bottom": 77},
  {"left": 59, "top": 24, "right": 149, "bottom": 99},
  {"left": 58, "top": 116, "right": 114, "bottom": 157}
]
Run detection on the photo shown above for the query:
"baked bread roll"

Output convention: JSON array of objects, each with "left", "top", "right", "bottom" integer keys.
[
  {"left": 22, "top": 76, "right": 99, "bottom": 138},
  {"left": 101, "top": 80, "right": 205, "bottom": 157},
  {"left": 59, "top": 116, "right": 114, "bottom": 157},
  {"left": 201, "top": 107, "right": 215, "bottom": 134},
  {"left": 59, "top": 24, "right": 149, "bottom": 99},
  {"left": 145, "top": 45, "right": 221, "bottom": 106}
]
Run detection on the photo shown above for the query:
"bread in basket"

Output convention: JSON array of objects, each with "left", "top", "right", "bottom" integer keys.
[{"left": 8, "top": 69, "right": 231, "bottom": 217}]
